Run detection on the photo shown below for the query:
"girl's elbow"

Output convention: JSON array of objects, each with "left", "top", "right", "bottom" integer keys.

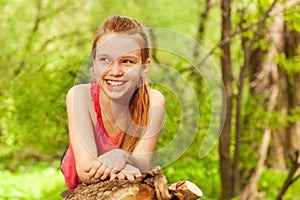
[{"left": 139, "top": 160, "right": 152, "bottom": 173}]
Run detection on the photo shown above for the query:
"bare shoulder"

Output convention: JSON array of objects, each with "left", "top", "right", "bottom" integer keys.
[
  {"left": 150, "top": 88, "right": 165, "bottom": 107},
  {"left": 66, "top": 84, "right": 91, "bottom": 105}
]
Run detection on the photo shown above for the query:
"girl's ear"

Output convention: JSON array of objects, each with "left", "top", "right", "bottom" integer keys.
[
  {"left": 89, "top": 67, "right": 95, "bottom": 80},
  {"left": 141, "top": 58, "right": 150, "bottom": 77},
  {"left": 90, "top": 60, "right": 96, "bottom": 80}
]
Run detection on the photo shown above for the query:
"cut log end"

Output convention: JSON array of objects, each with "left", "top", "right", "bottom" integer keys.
[{"left": 169, "top": 181, "right": 203, "bottom": 200}]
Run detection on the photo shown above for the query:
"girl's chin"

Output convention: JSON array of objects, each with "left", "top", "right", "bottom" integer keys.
[{"left": 102, "top": 89, "right": 132, "bottom": 102}]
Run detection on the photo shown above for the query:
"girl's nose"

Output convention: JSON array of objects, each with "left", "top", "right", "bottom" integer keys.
[{"left": 108, "top": 61, "right": 123, "bottom": 76}]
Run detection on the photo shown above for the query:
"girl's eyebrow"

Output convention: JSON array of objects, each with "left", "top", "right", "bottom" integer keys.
[
  {"left": 121, "top": 50, "right": 141, "bottom": 58},
  {"left": 121, "top": 54, "right": 139, "bottom": 59},
  {"left": 97, "top": 52, "right": 140, "bottom": 60},
  {"left": 96, "top": 53, "right": 110, "bottom": 58}
]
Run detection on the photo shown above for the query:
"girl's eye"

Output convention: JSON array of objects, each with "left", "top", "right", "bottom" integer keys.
[
  {"left": 99, "top": 58, "right": 110, "bottom": 63},
  {"left": 122, "top": 59, "right": 134, "bottom": 64}
]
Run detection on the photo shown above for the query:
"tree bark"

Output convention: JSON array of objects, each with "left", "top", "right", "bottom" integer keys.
[
  {"left": 268, "top": 66, "right": 289, "bottom": 171},
  {"left": 286, "top": 29, "right": 300, "bottom": 162},
  {"left": 265, "top": 3, "right": 288, "bottom": 171},
  {"left": 290, "top": 71, "right": 300, "bottom": 152},
  {"left": 195, "top": 0, "right": 211, "bottom": 44},
  {"left": 240, "top": 129, "right": 272, "bottom": 200},
  {"left": 219, "top": 0, "right": 233, "bottom": 199}
]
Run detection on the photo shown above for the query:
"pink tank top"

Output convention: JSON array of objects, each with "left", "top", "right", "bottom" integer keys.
[{"left": 61, "top": 81, "right": 121, "bottom": 191}]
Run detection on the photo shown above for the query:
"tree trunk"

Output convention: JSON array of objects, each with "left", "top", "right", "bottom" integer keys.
[
  {"left": 241, "top": 2, "right": 285, "bottom": 199},
  {"left": 266, "top": 3, "right": 288, "bottom": 171},
  {"left": 286, "top": 29, "right": 300, "bottom": 161},
  {"left": 219, "top": 0, "right": 233, "bottom": 199},
  {"left": 64, "top": 167, "right": 203, "bottom": 200},
  {"left": 268, "top": 65, "right": 289, "bottom": 171},
  {"left": 240, "top": 128, "right": 272, "bottom": 200},
  {"left": 276, "top": 6, "right": 300, "bottom": 199},
  {"left": 290, "top": 72, "right": 300, "bottom": 153}
]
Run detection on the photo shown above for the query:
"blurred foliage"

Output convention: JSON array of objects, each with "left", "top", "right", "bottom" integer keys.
[{"left": 0, "top": 161, "right": 65, "bottom": 200}]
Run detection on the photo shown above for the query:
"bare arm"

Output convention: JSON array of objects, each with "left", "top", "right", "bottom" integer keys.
[
  {"left": 127, "top": 89, "right": 165, "bottom": 172},
  {"left": 66, "top": 84, "right": 100, "bottom": 184}
]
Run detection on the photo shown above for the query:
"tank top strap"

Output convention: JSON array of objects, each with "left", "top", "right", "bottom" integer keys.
[
  {"left": 90, "top": 80, "right": 121, "bottom": 146},
  {"left": 90, "top": 80, "right": 102, "bottom": 125}
]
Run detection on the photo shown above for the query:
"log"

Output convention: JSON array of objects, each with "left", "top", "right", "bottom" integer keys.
[
  {"left": 168, "top": 181, "right": 203, "bottom": 200},
  {"left": 64, "top": 166, "right": 203, "bottom": 200}
]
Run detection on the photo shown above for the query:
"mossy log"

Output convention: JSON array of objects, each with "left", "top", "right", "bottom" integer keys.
[{"left": 64, "top": 166, "right": 203, "bottom": 200}]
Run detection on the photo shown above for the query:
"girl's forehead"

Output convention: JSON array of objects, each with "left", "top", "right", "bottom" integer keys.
[{"left": 96, "top": 33, "right": 141, "bottom": 57}]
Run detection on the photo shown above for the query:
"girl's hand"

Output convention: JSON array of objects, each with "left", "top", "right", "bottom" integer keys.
[
  {"left": 110, "top": 164, "right": 142, "bottom": 181},
  {"left": 84, "top": 149, "right": 128, "bottom": 180}
]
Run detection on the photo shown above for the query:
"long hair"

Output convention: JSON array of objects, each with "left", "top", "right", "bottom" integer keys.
[{"left": 91, "top": 16, "right": 150, "bottom": 152}]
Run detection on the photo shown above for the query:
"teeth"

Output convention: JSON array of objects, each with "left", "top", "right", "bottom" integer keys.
[{"left": 107, "top": 80, "right": 124, "bottom": 86}]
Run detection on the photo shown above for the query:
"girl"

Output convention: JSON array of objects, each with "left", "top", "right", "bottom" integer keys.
[{"left": 61, "top": 16, "right": 165, "bottom": 192}]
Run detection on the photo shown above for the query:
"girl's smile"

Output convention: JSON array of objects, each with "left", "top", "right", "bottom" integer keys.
[{"left": 106, "top": 79, "right": 127, "bottom": 87}]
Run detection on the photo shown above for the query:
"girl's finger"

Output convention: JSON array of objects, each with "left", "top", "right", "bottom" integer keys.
[
  {"left": 110, "top": 174, "right": 117, "bottom": 180},
  {"left": 84, "top": 165, "right": 92, "bottom": 173},
  {"left": 100, "top": 167, "right": 112, "bottom": 180},
  {"left": 87, "top": 168, "right": 97, "bottom": 179},
  {"left": 117, "top": 173, "right": 125, "bottom": 180},
  {"left": 88, "top": 162, "right": 102, "bottom": 179},
  {"left": 110, "top": 168, "right": 120, "bottom": 176},
  {"left": 125, "top": 173, "right": 134, "bottom": 181},
  {"left": 133, "top": 171, "right": 142, "bottom": 178},
  {"left": 94, "top": 164, "right": 107, "bottom": 180}
]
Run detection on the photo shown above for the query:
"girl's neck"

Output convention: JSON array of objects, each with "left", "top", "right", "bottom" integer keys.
[{"left": 100, "top": 92, "right": 130, "bottom": 134}]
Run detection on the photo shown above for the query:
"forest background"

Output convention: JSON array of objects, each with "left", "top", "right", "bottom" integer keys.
[{"left": 1, "top": 0, "right": 300, "bottom": 199}]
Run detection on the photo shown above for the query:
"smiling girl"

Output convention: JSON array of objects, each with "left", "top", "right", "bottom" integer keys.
[{"left": 60, "top": 16, "right": 165, "bottom": 192}]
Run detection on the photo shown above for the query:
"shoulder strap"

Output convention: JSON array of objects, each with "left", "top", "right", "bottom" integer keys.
[{"left": 90, "top": 80, "right": 101, "bottom": 124}]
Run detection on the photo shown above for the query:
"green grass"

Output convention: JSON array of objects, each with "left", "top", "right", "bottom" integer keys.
[{"left": 0, "top": 161, "right": 66, "bottom": 200}]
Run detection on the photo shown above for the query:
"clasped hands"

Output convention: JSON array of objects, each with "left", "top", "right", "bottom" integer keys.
[{"left": 84, "top": 149, "right": 141, "bottom": 181}]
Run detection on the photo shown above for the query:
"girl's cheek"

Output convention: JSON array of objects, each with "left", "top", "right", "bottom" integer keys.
[{"left": 93, "top": 67, "right": 106, "bottom": 79}]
